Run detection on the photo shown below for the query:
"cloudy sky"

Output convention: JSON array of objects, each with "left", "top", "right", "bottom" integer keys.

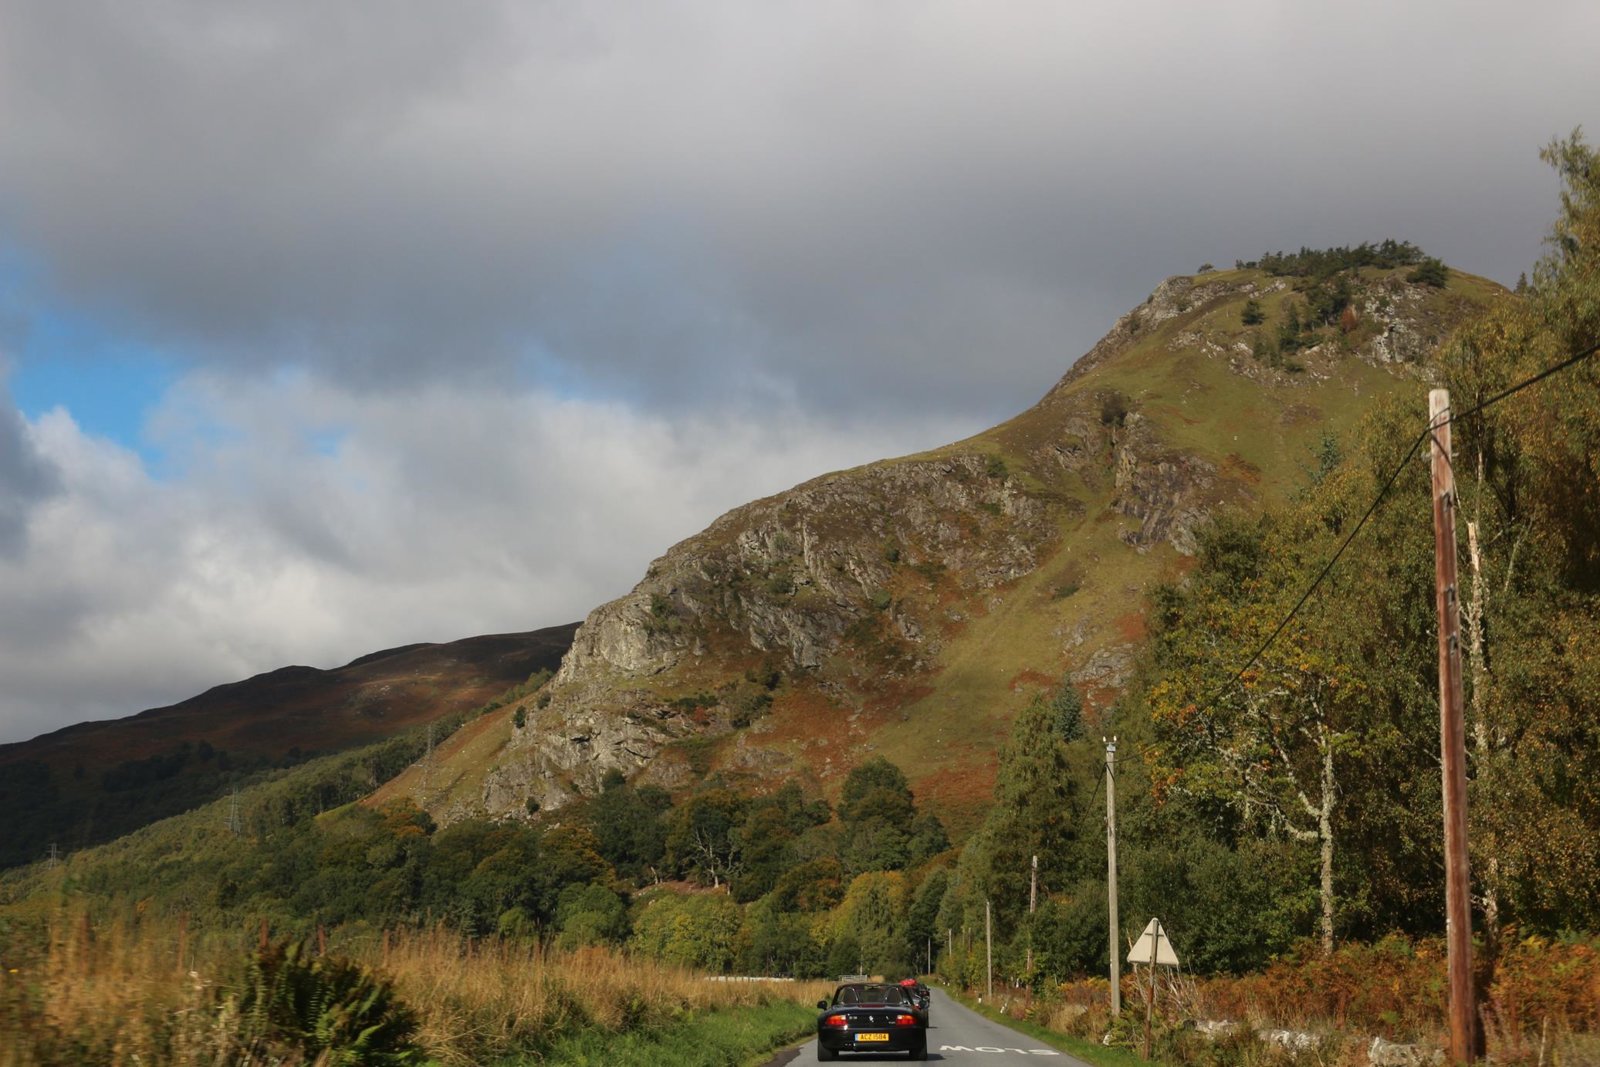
[{"left": 1, "top": 1, "right": 1595, "bottom": 745}]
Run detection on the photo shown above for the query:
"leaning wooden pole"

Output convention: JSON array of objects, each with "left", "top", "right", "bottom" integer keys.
[
  {"left": 1430, "top": 389, "right": 1480, "bottom": 1065},
  {"left": 1106, "top": 737, "right": 1122, "bottom": 1016}
]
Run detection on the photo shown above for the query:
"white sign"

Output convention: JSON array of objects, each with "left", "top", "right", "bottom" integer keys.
[{"left": 1126, "top": 917, "right": 1180, "bottom": 967}]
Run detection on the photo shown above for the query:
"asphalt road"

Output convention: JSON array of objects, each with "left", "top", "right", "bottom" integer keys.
[{"left": 762, "top": 988, "right": 1096, "bottom": 1066}]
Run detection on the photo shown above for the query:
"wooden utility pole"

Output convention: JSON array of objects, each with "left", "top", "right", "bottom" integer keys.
[
  {"left": 1026, "top": 854, "right": 1038, "bottom": 974},
  {"left": 1144, "top": 930, "right": 1159, "bottom": 1059},
  {"left": 1430, "top": 389, "right": 1480, "bottom": 1065},
  {"left": 985, "top": 899, "right": 993, "bottom": 999},
  {"left": 1106, "top": 737, "right": 1122, "bottom": 1015}
]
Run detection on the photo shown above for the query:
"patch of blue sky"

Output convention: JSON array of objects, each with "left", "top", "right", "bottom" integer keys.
[
  {"left": 8, "top": 308, "right": 178, "bottom": 465},
  {"left": 0, "top": 244, "right": 177, "bottom": 462},
  {"left": 515, "top": 341, "right": 609, "bottom": 403},
  {"left": 307, "top": 427, "right": 347, "bottom": 457}
]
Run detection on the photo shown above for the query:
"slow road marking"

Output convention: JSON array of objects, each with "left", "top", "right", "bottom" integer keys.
[{"left": 939, "top": 1047, "right": 1061, "bottom": 1055}]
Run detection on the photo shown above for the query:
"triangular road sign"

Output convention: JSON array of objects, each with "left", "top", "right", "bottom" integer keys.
[{"left": 1126, "top": 917, "right": 1180, "bottom": 967}]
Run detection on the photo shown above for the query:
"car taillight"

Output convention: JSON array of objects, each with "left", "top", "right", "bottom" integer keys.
[
  {"left": 894, "top": 1014, "right": 917, "bottom": 1027},
  {"left": 823, "top": 1014, "right": 849, "bottom": 1028}
]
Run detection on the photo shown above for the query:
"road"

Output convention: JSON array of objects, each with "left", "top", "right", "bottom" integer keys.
[{"left": 762, "top": 988, "right": 1096, "bottom": 1066}]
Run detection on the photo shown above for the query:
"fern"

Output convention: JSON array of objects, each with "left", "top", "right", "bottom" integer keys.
[{"left": 235, "top": 939, "right": 422, "bottom": 1065}]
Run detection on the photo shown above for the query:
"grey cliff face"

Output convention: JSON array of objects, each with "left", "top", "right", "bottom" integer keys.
[
  {"left": 557, "top": 452, "right": 1056, "bottom": 685},
  {"left": 483, "top": 452, "right": 1060, "bottom": 815}
]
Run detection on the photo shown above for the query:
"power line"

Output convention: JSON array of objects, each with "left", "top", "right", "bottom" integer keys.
[
  {"left": 1443, "top": 338, "right": 1600, "bottom": 529},
  {"left": 1453, "top": 340, "right": 1600, "bottom": 423}
]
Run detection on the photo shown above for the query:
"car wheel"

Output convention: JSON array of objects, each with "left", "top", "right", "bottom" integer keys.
[
  {"left": 909, "top": 1038, "right": 927, "bottom": 1061},
  {"left": 817, "top": 1043, "right": 837, "bottom": 1062}
]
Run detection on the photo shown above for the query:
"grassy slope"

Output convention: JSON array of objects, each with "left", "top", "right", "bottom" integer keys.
[{"left": 749, "top": 266, "right": 1503, "bottom": 831}]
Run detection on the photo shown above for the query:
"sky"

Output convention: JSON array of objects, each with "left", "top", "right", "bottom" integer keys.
[{"left": 0, "top": 0, "right": 1596, "bottom": 745}]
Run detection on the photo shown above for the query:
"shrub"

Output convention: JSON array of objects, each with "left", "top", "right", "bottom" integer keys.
[
  {"left": 1407, "top": 256, "right": 1450, "bottom": 287},
  {"left": 1099, "top": 392, "right": 1130, "bottom": 427},
  {"left": 1241, "top": 298, "right": 1265, "bottom": 325},
  {"left": 236, "top": 940, "right": 422, "bottom": 1065}
]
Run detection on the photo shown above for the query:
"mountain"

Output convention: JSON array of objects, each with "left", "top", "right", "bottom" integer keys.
[
  {"left": 401, "top": 259, "right": 1505, "bottom": 834},
  {"left": 0, "top": 624, "right": 577, "bottom": 869}
]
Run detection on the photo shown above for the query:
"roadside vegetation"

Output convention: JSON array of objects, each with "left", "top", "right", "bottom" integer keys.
[{"left": 950, "top": 932, "right": 1600, "bottom": 1066}]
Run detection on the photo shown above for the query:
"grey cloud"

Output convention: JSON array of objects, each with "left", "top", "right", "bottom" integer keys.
[
  {"left": 0, "top": 388, "right": 60, "bottom": 556},
  {"left": 1, "top": 1, "right": 1595, "bottom": 422}
]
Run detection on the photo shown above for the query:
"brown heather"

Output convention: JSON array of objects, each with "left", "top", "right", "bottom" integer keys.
[{"left": 959, "top": 934, "right": 1600, "bottom": 1067}]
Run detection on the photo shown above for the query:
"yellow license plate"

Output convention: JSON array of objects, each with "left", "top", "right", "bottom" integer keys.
[{"left": 855, "top": 1033, "right": 890, "bottom": 1042}]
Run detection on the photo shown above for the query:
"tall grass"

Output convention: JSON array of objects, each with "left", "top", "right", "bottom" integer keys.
[
  {"left": 371, "top": 927, "right": 828, "bottom": 1065},
  {"left": 0, "top": 912, "right": 241, "bottom": 1066},
  {"left": 0, "top": 913, "right": 830, "bottom": 1067}
]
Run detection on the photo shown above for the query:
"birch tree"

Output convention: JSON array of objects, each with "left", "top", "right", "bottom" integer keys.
[{"left": 1150, "top": 544, "right": 1361, "bottom": 955}]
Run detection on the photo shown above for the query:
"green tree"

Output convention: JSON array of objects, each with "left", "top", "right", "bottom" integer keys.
[
  {"left": 583, "top": 777, "right": 672, "bottom": 881},
  {"left": 1050, "top": 678, "right": 1084, "bottom": 741},
  {"left": 630, "top": 892, "right": 744, "bottom": 971},
  {"left": 830, "top": 871, "right": 912, "bottom": 976},
  {"left": 838, "top": 757, "right": 929, "bottom": 874},
  {"left": 1428, "top": 131, "right": 1600, "bottom": 935},
  {"left": 665, "top": 789, "right": 747, "bottom": 888},
  {"left": 1406, "top": 256, "right": 1450, "bottom": 287},
  {"left": 555, "top": 883, "right": 630, "bottom": 948}
]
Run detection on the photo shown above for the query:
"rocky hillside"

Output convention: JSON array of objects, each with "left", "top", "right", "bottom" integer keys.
[{"left": 397, "top": 261, "right": 1507, "bottom": 833}]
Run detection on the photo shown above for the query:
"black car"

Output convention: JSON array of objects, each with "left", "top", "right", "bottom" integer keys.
[
  {"left": 898, "top": 980, "right": 930, "bottom": 1013},
  {"left": 815, "top": 982, "right": 928, "bottom": 1061}
]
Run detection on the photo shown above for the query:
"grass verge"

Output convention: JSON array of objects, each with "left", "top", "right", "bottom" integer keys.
[{"left": 536, "top": 998, "right": 815, "bottom": 1066}]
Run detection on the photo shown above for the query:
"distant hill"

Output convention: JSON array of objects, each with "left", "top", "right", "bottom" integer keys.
[
  {"left": 399, "top": 260, "right": 1506, "bottom": 835},
  {"left": 0, "top": 624, "right": 577, "bottom": 868}
]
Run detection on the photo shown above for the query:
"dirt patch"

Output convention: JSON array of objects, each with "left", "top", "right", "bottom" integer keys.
[
  {"left": 1113, "top": 610, "right": 1148, "bottom": 643},
  {"left": 1008, "top": 669, "right": 1055, "bottom": 692},
  {"left": 863, "top": 682, "right": 936, "bottom": 721},
  {"left": 760, "top": 686, "right": 844, "bottom": 747},
  {"left": 1221, "top": 452, "right": 1263, "bottom": 485},
  {"left": 1279, "top": 402, "right": 1322, "bottom": 426},
  {"left": 913, "top": 759, "right": 996, "bottom": 834}
]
